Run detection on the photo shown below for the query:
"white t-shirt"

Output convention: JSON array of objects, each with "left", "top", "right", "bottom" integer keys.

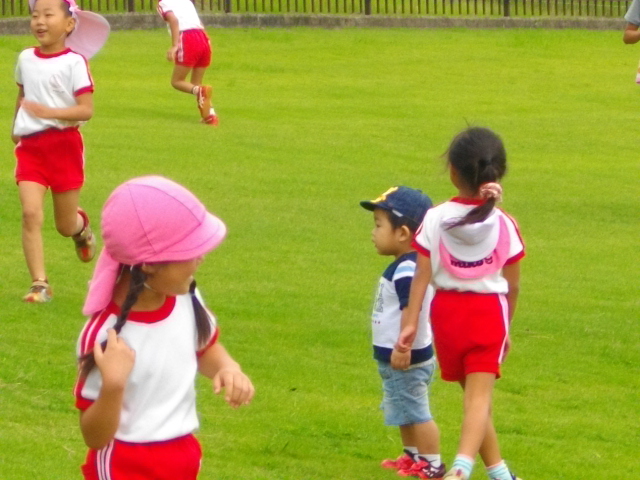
[
  {"left": 157, "top": 0, "right": 204, "bottom": 31},
  {"left": 372, "top": 252, "right": 434, "bottom": 364},
  {"left": 413, "top": 198, "right": 525, "bottom": 294},
  {"left": 74, "top": 293, "right": 218, "bottom": 443},
  {"left": 14, "top": 47, "right": 93, "bottom": 137}
]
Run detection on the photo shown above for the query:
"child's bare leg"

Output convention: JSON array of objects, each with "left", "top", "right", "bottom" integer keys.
[
  {"left": 190, "top": 66, "right": 207, "bottom": 87},
  {"left": 410, "top": 420, "right": 440, "bottom": 455},
  {"left": 478, "top": 416, "right": 503, "bottom": 467},
  {"left": 171, "top": 65, "right": 196, "bottom": 93},
  {"left": 458, "top": 372, "right": 496, "bottom": 458},
  {"left": 19, "top": 181, "right": 47, "bottom": 281},
  {"left": 52, "top": 189, "right": 83, "bottom": 237}
]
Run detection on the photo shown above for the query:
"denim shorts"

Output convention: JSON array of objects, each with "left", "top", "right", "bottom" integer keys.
[{"left": 377, "top": 359, "right": 436, "bottom": 426}]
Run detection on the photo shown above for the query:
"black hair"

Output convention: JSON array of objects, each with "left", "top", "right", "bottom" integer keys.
[
  {"left": 79, "top": 265, "right": 212, "bottom": 379},
  {"left": 382, "top": 209, "right": 421, "bottom": 234},
  {"left": 446, "top": 127, "right": 507, "bottom": 229}
]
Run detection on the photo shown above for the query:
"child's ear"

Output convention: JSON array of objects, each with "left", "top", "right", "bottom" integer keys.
[
  {"left": 397, "top": 225, "right": 413, "bottom": 242},
  {"left": 140, "top": 263, "right": 159, "bottom": 276},
  {"left": 66, "top": 17, "right": 76, "bottom": 35}
]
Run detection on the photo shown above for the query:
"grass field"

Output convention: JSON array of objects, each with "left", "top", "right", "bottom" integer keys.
[{"left": 0, "top": 27, "right": 638, "bottom": 479}]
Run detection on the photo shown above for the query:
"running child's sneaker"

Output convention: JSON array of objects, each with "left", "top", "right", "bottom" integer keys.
[
  {"left": 73, "top": 208, "right": 96, "bottom": 262},
  {"left": 202, "top": 113, "right": 219, "bottom": 126},
  {"left": 196, "top": 85, "right": 212, "bottom": 119},
  {"left": 23, "top": 279, "right": 52, "bottom": 303},
  {"left": 398, "top": 459, "right": 446, "bottom": 479},
  {"left": 442, "top": 469, "right": 466, "bottom": 480},
  {"left": 380, "top": 452, "right": 414, "bottom": 470},
  {"left": 508, "top": 472, "right": 522, "bottom": 480}
]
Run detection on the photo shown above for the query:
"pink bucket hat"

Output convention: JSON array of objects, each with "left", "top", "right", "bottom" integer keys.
[
  {"left": 438, "top": 214, "right": 511, "bottom": 279},
  {"left": 82, "top": 176, "right": 227, "bottom": 316},
  {"left": 29, "top": 0, "right": 110, "bottom": 59}
]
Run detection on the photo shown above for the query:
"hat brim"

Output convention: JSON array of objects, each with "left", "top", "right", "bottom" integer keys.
[
  {"left": 146, "top": 211, "right": 228, "bottom": 263},
  {"left": 360, "top": 200, "right": 383, "bottom": 212},
  {"left": 66, "top": 11, "right": 110, "bottom": 59}
]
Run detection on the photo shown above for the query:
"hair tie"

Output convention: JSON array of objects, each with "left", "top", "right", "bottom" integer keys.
[{"left": 479, "top": 182, "right": 503, "bottom": 203}]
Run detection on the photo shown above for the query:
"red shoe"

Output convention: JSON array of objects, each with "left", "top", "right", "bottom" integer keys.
[
  {"left": 398, "top": 460, "right": 446, "bottom": 479},
  {"left": 196, "top": 85, "right": 212, "bottom": 119},
  {"left": 202, "top": 113, "right": 219, "bottom": 126},
  {"left": 381, "top": 453, "right": 414, "bottom": 470},
  {"left": 73, "top": 208, "right": 96, "bottom": 263}
]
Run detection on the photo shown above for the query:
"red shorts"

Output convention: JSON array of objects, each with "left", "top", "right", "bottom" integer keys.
[
  {"left": 81, "top": 434, "right": 202, "bottom": 480},
  {"left": 430, "top": 290, "right": 509, "bottom": 382},
  {"left": 176, "top": 29, "right": 211, "bottom": 68},
  {"left": 15, "top": 127, "right": 85, "bottom": 193}
]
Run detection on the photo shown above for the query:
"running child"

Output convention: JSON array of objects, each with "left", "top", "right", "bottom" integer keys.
[
  {"left": 361, "top": 186, "right": 445, "bottom": 479},
  {"left": 11, "top": 0, "right": 110, "bottom": 302},
  {"left": 74, "top": 175, "right": 254, "bottom": 479},
  {"left": 157, "top": 0, "right": 218, "bottom": 125},
  {"left": 396, "top": 128, "right": 525, "bottom": 480}
]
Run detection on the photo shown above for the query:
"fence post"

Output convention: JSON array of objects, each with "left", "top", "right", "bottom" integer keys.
[
  {"left": 364, "top": 0, "right": 371, "bottom": 14},
  {"left": 127, "top": 0, "right": 135, "bottom": 12},
  {"left": 224, "top": 0, "right": 232, "bottom": 12},
  {"left": 503, "top": 0, "right": 510, "bottom": 17}
]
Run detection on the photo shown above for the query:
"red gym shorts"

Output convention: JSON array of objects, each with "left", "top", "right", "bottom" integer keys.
[
  {"left": 430, "top": 290, "right": 509, "bottom": 382},
  {"left": 176, "top": 29, "right": 211, "bottom": 68},
  {"left": 81, "top": 434, "right": 202, "bottom": 480},
  {"left": 15, "top": 127, "right": 85, "bottom": 193}
]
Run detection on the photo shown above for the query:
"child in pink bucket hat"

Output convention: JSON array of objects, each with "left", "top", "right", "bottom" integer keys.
[
  {"left": 396, "top": 128, "right": 525, "bottom": 480},
  {"left": 11, "top": 0, "right": 109, "bottom": 303},
  {"left": 75, "top": 175, "right": 254, "bottom": 480}
]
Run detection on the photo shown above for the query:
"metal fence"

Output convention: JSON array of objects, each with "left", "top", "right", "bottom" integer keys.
[{"left": 0, "top": 0, "right": 632, "bottom": 16}]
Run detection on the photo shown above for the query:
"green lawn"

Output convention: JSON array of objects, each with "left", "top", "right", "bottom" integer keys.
[{"left": 0, "top": 27, "right": 638, "bottom": 479}]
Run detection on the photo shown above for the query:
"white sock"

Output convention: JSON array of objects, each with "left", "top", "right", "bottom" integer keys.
[{"left": 404, "top": 446, "right": 418, "bottom": 458}]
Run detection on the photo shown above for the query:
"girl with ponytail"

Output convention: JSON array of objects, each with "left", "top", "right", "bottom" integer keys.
[
  {"left": 74, "top": 175, "right": 254, "bottom": 480},
  {"left": 396, "top": 128, "right": 525, "bottom": 480}
]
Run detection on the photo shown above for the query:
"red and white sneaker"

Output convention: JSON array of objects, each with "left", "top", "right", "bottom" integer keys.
[
  {"left": 381, "top": 453, "right": 414, "bottom": 470},
  {"left": 196, "top": 85, "right": 212, "bottom": 119},
  {"left": 399, "top": 459, "right": 446, "bottom": 479},
  {"left": 73, "top": 208, "right": 96, "bottom": 263},
  {"left": 202, "top": 113, "right": 219, "bottom": 126}
]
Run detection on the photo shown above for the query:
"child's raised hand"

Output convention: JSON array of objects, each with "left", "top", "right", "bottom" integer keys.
[
  {"left": 20, "top": 99, "right": 54, "bottom": 119},
  {"left": 94, "top": 329, "right": 135, "bottom": 390},
  {"left": 212, "top": 369, "right": 255, "bottom": 409}
]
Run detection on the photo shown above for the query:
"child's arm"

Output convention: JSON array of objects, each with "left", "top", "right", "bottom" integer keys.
[
  {"left": 502, "top": 262, "right": 521, "bottom": 323},
  {"left": 198, "top": 342, "right": 255, "bottom": 408},
  {"left": 623, "top": 23, "right": 640, "bottom": 44},
  {"left": 11, "top": 87, "right": 24, "bottom": 144},
  {"left": 20, "top": 92, "right": 93, "bottom": 122},
  {"left": 396, "top": 254, "right": 432, "bottom": 354},
  {"left": 163, "top": 12, "right": 181, "bottom": 62},
  {"left": 79, "top": 329, "right": 135, "bottom": 450}
]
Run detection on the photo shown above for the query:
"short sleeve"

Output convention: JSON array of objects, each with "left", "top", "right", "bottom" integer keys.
[
  {"left": 392, "top": 259, "right": 416, "bottom": 309},
  {"left": 625, "top": 0, "right": 640, "bottom": 25},
  {"left": 71, "top": 55, "right": 94, "bottom": 97},
  {"left": 503, "top": 212, "right": 525, "bottom": 265},
  {"left": 157, "top": 0, "right": 172, "bottom": 18},
  {"left": 412, "top": 211, "right": 434, "bottom": 258}
]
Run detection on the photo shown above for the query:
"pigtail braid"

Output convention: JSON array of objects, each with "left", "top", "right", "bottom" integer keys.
[
  {"left": 78, "top": 265, "right": 147, "bottom": 379},
  {"left": 190, "top": 280, "right": 212, "bottom": 349}
]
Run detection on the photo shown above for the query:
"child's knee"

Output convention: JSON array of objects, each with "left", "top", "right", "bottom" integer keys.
[{"left": 22, "top": 207, "right": 44, "bottom": 229}]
